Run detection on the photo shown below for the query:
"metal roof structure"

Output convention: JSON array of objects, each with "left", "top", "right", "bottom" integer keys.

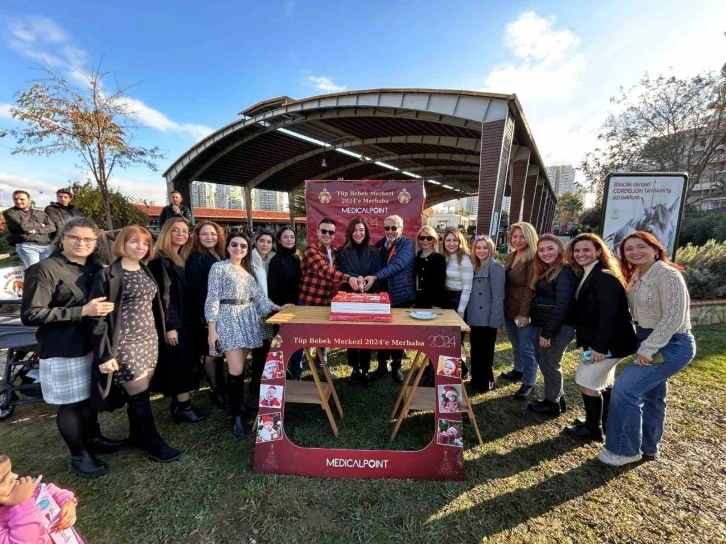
[{"left": 163, "top": 89, "right": 552, "bottom": 208}]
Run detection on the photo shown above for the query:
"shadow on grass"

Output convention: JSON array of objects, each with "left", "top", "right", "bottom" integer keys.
[{"left": 427, "top": 457, "right": 624, "bottom": 540}]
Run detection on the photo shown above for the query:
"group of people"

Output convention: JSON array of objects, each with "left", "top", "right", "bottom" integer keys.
[{"left": 486, "top": 222, "right": 695, "bottom": 467}]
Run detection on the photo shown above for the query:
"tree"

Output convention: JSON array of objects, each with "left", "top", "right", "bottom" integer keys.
[
  {"left": 580, "top": 204, "right": 602, "bottom": 232},
  {"left": 1, "top": 64, "right": 164, "bottom": 230},
  {"left": 69, "top": 181, "right": 149, "bottom": 229},
  {"left": 555, "top": 191, "right": 584, "bottom": 222},
  {"left": 580, "top": 71, "right": 726, "bottom": 203}
]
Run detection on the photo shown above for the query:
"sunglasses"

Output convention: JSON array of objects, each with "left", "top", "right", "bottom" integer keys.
[
  {"left": 418, "top": 236, "right": 434, "bottom": 242},
  {"left": 229, "top": 242, "right": 248, "bottom": 249},
  {"left": 384, "top": 226, "right": 399, "bottom": 232},
  {"left": 320, "top": 229, "right": 336, "bottom": 236}
]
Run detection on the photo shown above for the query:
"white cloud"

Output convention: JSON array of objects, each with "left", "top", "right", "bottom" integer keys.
[
  {"left": 284, "top": 0, "right": 296, "bottom": 17},
  {"left": 120, "top": 96, "right": 213, "bottom": 140},
  {"left": 0, "top": 103, "right": 13, "bottom": 119},
  {"left": 485, "top": 12, "right": 585, "bottom": 102},
  {"left": 307, "top": 75, "right": 346, "bottom": 93},
  {"left": 0, "top": 172, "right": 58, "bottom": 205},
  {"left": 3, "top": 16, "right": 213, "bottom": 141}
]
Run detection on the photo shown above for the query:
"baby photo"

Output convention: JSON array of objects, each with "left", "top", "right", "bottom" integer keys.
[
  {"left": 259, "top": 384, "right": 283, "bottom": 407},
  {"left": 437, "top": 419, "right": 463, "bottom": 447},
  {"left": 436, "top": 356, "right": 462, "bottom": 378},
  {"left": 262, "top": 351, "right": 286, "bottom": 380},
  {"left": 256, "top": 412, "right": 283, "bottom": 443},
  {"left": 438, "top": 384, "right": 464, "bottom": 413}
]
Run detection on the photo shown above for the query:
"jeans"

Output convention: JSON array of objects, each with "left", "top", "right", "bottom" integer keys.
[
  {"left": 605, "top": 327, "right": 696, "bottom": 457},
  {"left": 504, "top": 318, "right": 538, "bottom": 386},
  {"left": 533, "top": 325, "right": 575, "bottom": 402},
  {"left": 16, "top": 243, "right": 52, "bottom": 269}
]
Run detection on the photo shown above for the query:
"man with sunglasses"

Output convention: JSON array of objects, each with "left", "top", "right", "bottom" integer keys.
[
  {"left": 299, "top": 218, "right": 363, "bottom": 376},
  {"left": 364, "top": 215, "right": 415, "bottom": 383}
]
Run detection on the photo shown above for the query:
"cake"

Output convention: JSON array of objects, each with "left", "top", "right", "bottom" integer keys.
[{"left": 329, "top": 292, "right": 392, "bottom": 322}]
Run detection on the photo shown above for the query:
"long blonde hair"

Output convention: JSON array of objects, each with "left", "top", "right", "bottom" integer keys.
[
  {"left": 567, "top": 233, "right": 626, "bottom": 287},
  {"left": 415, "top": 225, "right": 440, "bottom": 253},
  {"left": 471, "top": 236, "right": 495, "bottom": 272},
  {"left": 509, "top": 222, "right": 538, "bottom": 264},
  {"left": 532, "top": 234, "right": 567, "bottom": 288},
  {"left": 154, "top": 218, "right": 192, "bottom": 267},
  {"left": 443, "top": 228, "right": 469, "bottom": 265}
]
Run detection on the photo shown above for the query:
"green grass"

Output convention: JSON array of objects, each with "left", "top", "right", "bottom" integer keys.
[{"left": 2, "top": 326, "right": 726, "bottom": 543}]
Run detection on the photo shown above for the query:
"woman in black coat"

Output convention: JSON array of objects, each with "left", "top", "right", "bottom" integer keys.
[
  {"left": 267, "top": 226, "right": 303, "bottom": 378},
  {"left": 186, "top": 221, "right": 227, "bottom": 408},
  {"left": 414, "top": 225, "right": 446, "bottom": 309},
  {"left": 148, "top": 218, "right": 206, "bottom": 424},
  {"left": 89, "top": 226, "right": 180, "bottom": 463},
  {"left": 336, "top": 218, "right": 381, "bottom": 386},
  {"left": 565, "top": 233, "right": 636, "bottom": 441},
  {"left": 21, "top": 217, "right": 123, "bottom": 478},
  {"left": 527, "top": 234, "right": 578, "bottom": 416}
]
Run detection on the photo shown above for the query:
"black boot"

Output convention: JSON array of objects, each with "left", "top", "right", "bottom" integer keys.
[
  {"left": 84, "top": 409, "right": 126, "bottom": 454},
  {"left": 565, "top": 393, "right": 603, "bottom": 441},
  {"left": 601, "top": 387, "right": 612, "bottom": 434},
  {"left": 208, "top": 358, "right": 228, "bottom": 409},
  {"left": 227, "top": 375, "right": 248, "bottom": 439},
  {"left": 499, "top": 369, "right": 523, "bottom": 382},
  {"left": 126, "top": 391, "right": 181, "bottom": 463},
  {"left": 70, "top": 451, "right": 107, "bottom": 479},
  {"left": 527, "top": 399, "right": 561, "bottom": 416},
  {"left": 461, "top": 360, "right": 469, "bottom": 381},
  {"left": 559, "top": 396, "right": 567, "bottom": 414},
  {"left": 172, "top": 398, "right": 208, "bottom": 424}
]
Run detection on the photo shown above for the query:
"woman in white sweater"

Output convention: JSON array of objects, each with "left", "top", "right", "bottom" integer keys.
[
  {"left": 249, "top": 229, "right": 276, "bottom": 398},
  {"left": 598, "top": 231, "right": 696, "bottom": 467},
  {"left": 443, "top": 228, "right": 474, "bottom": 378}
]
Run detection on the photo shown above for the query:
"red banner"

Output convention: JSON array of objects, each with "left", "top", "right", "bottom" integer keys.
[
  {"left": 253, "top": 322, "right": 466, "bottom": 481},
  {"left": 305, "top": 180, "right": 425, "bottom": 246}
]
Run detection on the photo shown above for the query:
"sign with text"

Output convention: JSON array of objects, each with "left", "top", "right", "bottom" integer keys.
[
  {"left": 253, "top": 322, "right": 465, "bottom": 480},
  {"left": 0, "top": 266, "right": 24, "bottom": 300},
  {"left": 601, "top": 172, "right": 688, "bottom": 259},
  {"left": 305, "top": 180, "right": 424, "bottom": 246}
]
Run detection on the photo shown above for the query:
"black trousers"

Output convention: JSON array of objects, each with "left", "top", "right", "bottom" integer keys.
[
  {"left": 377, "top": 299, "right": 414, "bottom": 370},
  {"left": 348, "top": 349, "right": 371, "bottom": 373},
  {"left": 250, "top": 338, "right": 271, "bottom": 395},
  {"left": 469, "top": 326, "right": 498, "bottom": 387}
]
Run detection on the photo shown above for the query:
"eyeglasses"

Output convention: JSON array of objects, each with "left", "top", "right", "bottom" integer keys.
[
  {"left": 229, "top": 242, "right": 248, "bottom": 249},
  {"left": 384, "top": 226, "right": 399, "bottom": 232},
  {"left": 64, "top": 234, "right": 97, "bottom": 245},
  {"left": 418, "top": 236, "right": 434, "bottom": 242},
  {"left": 171, "top": 228, "right": 189, "bottom": 235},
  {"left": 319, "top": 229, "right": 336, "bottom": 236}
]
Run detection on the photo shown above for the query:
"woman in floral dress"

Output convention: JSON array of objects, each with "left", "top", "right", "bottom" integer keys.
[{"left": 205, "top": 233, "right": 288, "bottom": 438}]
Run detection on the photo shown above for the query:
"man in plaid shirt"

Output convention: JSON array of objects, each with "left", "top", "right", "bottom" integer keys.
[{"left": 299, "top": 218, "right": 361, "bottom": 306}]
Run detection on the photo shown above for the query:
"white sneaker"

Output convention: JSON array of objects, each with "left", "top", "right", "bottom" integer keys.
[{"left": 597, "top": 449, "right": 642, "bottom": 466}]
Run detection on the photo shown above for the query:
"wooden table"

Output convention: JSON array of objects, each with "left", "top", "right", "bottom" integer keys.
[{"left": 267, "top": 307, "right": 481, "bottom": 442}]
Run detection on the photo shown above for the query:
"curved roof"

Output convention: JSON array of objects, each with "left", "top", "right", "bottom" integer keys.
[{"left": 164, "top": 88, "right": 551, "bottom": 207}]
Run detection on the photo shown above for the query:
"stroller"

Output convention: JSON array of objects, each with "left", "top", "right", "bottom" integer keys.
[{"left": 0, "top": 309, "right": 42, "bottom": 420}]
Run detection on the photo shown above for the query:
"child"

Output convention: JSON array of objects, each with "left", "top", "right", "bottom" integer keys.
[
  {"left": 439, "top": 386, "right": 462, "bottom": 413},
  {"left": 0, "top": 454, "right": 82, "bottom": 543}
]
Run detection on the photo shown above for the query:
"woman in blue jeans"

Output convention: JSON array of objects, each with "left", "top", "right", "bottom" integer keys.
[
  {"left": 598, "top": 231, "right": 695, "bottom": 467},
  {"left": 500, "top": 222, "right": 539, "bottom": 399}
]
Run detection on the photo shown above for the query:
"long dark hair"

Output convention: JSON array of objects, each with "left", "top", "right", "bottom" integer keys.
[
  {"left": 191, "top": 221, "right": 226, "bottom": 258},
  {"left": 227, "top": 232, "right": 254, "bottom": 275},
  {"left": 343, "top": 217, "right": 370, "bottom": 251},
  {"left": 618, "top": 230, "right": 684, "bottom": 282},
  {"left": 567, "top": 232, "right": 626, "bottom": 287}
]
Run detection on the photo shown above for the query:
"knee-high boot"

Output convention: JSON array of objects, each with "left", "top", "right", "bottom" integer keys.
[
  {"left": 564, "top": 393, "right": 604, "bottom": 441},
  {"left": 227, "top": 375, "right": 248, "bottom": 439},
  {"left": 126, "top": 390, "right": 181, "bottom": 462},
  {"left": 601, "top": 387, "right": 612, "bottom": 433},
  {"left": 204, "top": 357, "right": 228, "bottom": 409}
]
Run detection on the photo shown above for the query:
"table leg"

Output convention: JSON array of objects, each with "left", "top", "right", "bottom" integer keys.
[
  {"left": 461, "top": 385, "right": 483, "bottom": 445},
  {"left": 391, "top": 351, "right": 424, "bottom": 418},
  {"left": 303, "top": 348, "right": 339, "bottom": 437},
  {"left": 390, "top": 352, "right": 431, "bottom": 441},
  {"left": 316, "top": 348, "right": 343, "bottom": 417}
]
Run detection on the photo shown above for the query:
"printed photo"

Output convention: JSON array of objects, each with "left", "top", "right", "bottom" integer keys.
[
  {"left": 436, "top": 356, "right": 462, "bottom": 378},
  {"left": 437, "top": 419, "right": 463, "bottom": 447},
  {"left": 259, "top": 384, "right": 283, "bottom": 408},
  {"left": 270, "top": 334, "right": 283, "bottom": 348},
  {"left": 438, "top": 384, "right": 464, "bottom": 413},
  {"left": 262, "top": 351, "right": 286, "bottom": 380},
  {"left": 256, "top": 412, "right": 283, "bottom": 443}
]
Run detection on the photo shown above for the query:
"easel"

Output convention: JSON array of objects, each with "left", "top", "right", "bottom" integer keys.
[{"left": 390, "top": 351, "right": 483, "bottom": 445}]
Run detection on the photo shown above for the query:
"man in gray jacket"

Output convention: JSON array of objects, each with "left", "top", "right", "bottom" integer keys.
[{"left": 2, "top": 190, "right": 56, "bottom": 268}]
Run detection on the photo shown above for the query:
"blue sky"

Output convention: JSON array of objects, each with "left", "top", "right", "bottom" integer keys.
[{"left": 1, "top": 0, "right": 725, "bottom": 205}]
